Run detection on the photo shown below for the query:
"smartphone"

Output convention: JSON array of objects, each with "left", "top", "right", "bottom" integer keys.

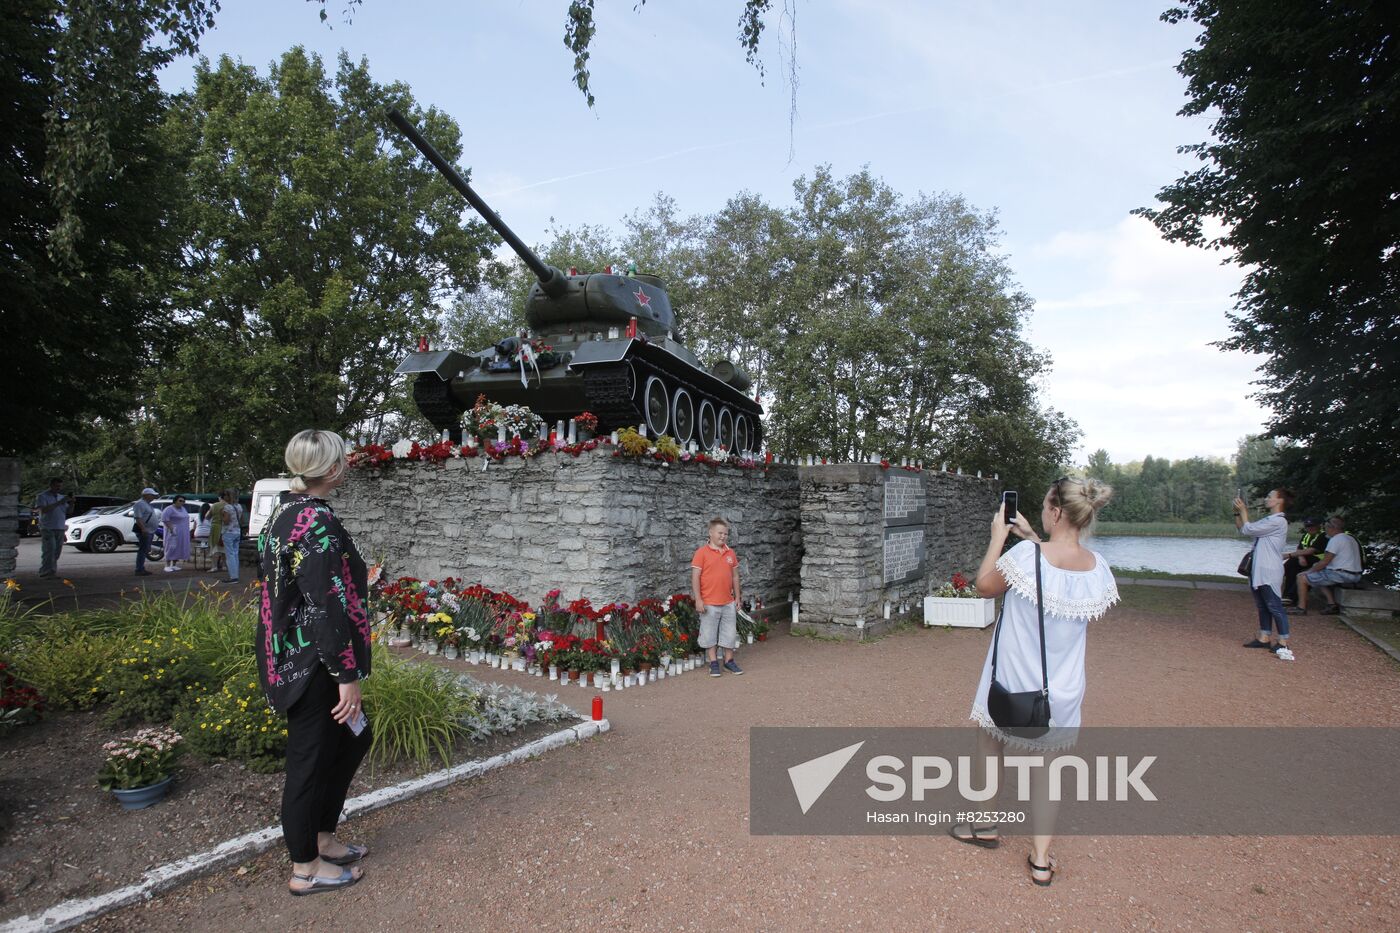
[
  {"left": 1002, "top": 490, "right": 1018, "bottom": 525},
  {"left": 1237, "top": 487, "right": 1245, "bottom": 501}
]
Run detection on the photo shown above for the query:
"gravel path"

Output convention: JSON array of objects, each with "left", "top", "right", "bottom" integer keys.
[{"left": 59, "top": 587, "right": 1400, "bottom": 931}]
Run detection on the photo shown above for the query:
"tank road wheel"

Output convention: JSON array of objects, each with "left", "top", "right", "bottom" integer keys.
[
  {"left": 643, "top": 375, "right": 671, "bottom": 437},
  {"left": 718, "top": 407, "right": 735, "bottom": 452},
  {"left": 697, "top": 400, "right": 718, "bottom": 451},
  {"left": 735, "top": 414, "right": 752, "bottom": 454},
  {"left": 671, "top": 388, "right": 695, "bottom": 445}
]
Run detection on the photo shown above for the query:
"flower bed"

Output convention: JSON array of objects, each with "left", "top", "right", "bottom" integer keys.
[{"left": 371, "top": 575, "right": 720, "bottom": 685}]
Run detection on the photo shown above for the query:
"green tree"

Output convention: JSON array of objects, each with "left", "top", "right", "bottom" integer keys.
[
  {"left": 1139, "top": 0, "right": 1400, "bottom": 542},
  {"left": 154, "top": 48, "right": 500, "bottom": 479},
  {"left": 460, "top": 166, "right": 1078, "bottom": 493},
  {"left": 1, "top": 0, "right": 184, "bottom": 458}
]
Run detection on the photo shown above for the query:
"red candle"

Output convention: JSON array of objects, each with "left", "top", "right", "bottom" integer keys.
[
  {"left": 595, "top": 619, "right": 606, "bottom": 641},
  {"left": 591, "top": 696, "right": 603, "bottom": 721}
]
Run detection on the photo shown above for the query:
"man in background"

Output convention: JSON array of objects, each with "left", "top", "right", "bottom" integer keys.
[
  {"left": 1293, "top": 516, "right": 1363, "bottom": 616},
  {"left": 1282, "top": 517, "right": 1328, "bottom": 605},
  {"left": 133, "top": 488, "right": 159, "bottom": 577},
  {"left": 34, "top": 477, "right": 71, "bottom": 577}
]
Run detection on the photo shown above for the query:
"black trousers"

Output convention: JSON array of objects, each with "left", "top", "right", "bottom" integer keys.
[
  {"left": 281, "top": 667, "right": 372, "bottom": 863},
  {"left": 1283, "top": 557, "right": 1312, "bottom": 602}
]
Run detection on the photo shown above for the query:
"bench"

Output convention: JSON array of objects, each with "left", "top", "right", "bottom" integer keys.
[{"left": 1337, "top": 584, "right": 1400, "bottom": 620}]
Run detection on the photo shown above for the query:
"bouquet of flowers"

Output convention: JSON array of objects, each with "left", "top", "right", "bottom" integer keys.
[
  {"left": 931, "top": 572, "right": 980, "bottom": 598},
  {"left": 574, "top": 411, "right": 599, "bottom": 434},
  {"left": 98, "top": 726, "right": 184, "bottom": 790}
]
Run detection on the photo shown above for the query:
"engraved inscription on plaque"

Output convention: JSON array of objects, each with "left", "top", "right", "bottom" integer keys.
[
  {"left": 883, "top": 474, "right": 927, "bottom": 526},
  {"left": 883, "top": 473, "right": 927, "bottom": 583},
  {"left": 883, "top": 528, "right": 926, "bottom": 585}
]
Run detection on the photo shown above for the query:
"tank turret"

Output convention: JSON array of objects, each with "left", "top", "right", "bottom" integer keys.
[{"left": 387, "top": 110, "right": 763, "bottom": 452}]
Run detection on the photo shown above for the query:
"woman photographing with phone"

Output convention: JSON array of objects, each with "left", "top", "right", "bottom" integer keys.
[{"left": 950, "top": 476, "right": 1118, "bottom": 886}]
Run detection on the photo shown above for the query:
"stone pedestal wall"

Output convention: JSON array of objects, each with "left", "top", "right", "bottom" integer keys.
[
  {"left": 0, "top": 458, "right": 18, "bottom": 576},
  {"left": 335, "top": 453, "right": 996, "bottom": 635},
  {"left": 797, "top": 464, "right": 1000, "bottom": 638},
  {"left": 336, "top": 452, "right": 802, "bottom": 605}
]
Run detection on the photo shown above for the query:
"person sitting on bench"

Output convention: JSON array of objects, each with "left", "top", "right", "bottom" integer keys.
[{"left": 1292, "top": 516, "right": 1362, "bottom": 615}]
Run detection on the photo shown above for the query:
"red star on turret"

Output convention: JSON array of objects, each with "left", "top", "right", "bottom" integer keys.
[{"left": 632, "top": 287, "right": 651, "bottom": 309}]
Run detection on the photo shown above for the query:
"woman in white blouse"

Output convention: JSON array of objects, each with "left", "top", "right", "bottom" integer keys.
[
  {"left": 952, "top": 476, "right": 1119, "bottom": 887},
  {"left": 1235, "top": 488, "right": 1294, "bottom": 657}
]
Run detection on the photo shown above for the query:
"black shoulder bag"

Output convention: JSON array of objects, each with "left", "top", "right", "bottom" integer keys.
[{"left": 986, "top": 542, "right": 1051, "bottom": 737}]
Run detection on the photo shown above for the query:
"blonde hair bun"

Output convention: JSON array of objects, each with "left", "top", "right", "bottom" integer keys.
[
  {"left": 285, "top": 430, "right": 347, "bottom": 493},
  {"left": 1052, "top": 476, "right": 1114, "bottom": 532}
]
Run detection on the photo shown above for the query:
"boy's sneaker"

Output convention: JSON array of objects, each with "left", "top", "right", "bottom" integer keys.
[
  {"left": 1275, "top": 647, "right": 1296, "bottom": 661},
  {"left": 1320, "top": 605, "right": 1341, "bottom": 615},
  {"left": 709, "top": 660, "right": 722, "bottom": 677},
  {"left": 1243, "top": 639, "right": 1273, "bottom": 649},
  {"left": 723, "top": 659, "right": 744, "bottom": 675}
]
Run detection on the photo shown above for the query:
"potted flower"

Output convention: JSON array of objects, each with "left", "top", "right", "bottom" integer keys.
[
  {"left": 575, "top": 411, "right": 599, "bottom": 442},
  {"left": 98, "top": 727, "right": 185, "bottom": 810},
  {"left": 923, "top": 573, "right": 996, "bottom": 628}
]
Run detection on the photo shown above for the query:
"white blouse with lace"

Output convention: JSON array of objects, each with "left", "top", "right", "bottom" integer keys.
[{"left": 968, "top": 539, "right": 1120, "bottom": 750}]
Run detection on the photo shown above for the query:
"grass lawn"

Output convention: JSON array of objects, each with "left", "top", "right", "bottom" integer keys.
[{"left": 1111, "top": 567, "right": 1247, "bottom": 585}]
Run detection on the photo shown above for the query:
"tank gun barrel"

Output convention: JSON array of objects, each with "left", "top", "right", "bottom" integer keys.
[{"left": 387, "top": 109, "right": 566, "bottom": 299}]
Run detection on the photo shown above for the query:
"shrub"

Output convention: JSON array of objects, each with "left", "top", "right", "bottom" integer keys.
[
  {"left": 12, "top": 626, "right": 130, "bottom": 711},
  {"left": 97, "top": 726, "right": 184, "bottom": 790},
  {"left": 457, "top": 676, "right": 573, "bottom": 742},
  {"left": 177, "top": 674, "right": 287, "bottom": 773},
  {"left": 362, "top": 649, "right": 479, "bottom": 771},
  {"left": 100, "top": 631, "right": 213, "bottom": 726}
]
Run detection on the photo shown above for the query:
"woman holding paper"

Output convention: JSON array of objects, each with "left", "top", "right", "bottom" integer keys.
[{"left": 255, "top": 430, "right": 374, "bottom": 896}]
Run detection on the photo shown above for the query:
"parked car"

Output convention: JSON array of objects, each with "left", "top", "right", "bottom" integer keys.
[
  {"left": 18, "top": 494, "right": 126, "bottom": 537},
  {"left": 65, "top": 498, "right": 198, "bottom": 554}
]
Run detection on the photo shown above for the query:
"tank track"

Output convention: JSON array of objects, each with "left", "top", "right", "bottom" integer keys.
[
  {"left": 627, "top": 356, "right": 765, "bottom": 449},
  {"left": 581, "top": 365, "right": 639, "bottom": 431}
]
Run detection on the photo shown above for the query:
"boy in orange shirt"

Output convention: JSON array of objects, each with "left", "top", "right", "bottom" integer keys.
[{"left": 691, "top": 517, "right": 744, "bottom": 677}]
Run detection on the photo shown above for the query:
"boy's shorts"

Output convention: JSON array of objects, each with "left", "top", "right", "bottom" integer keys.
[{"left": 698, "top": 602, "right": 738, "bottom": 650}]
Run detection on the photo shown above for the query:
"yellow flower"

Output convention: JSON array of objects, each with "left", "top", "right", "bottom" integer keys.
[
  {"left": 3, "top": 578, "right": 19, "bottom": 591},
  {"left": 62, "top": 578, "right": 75, "bottom": 588}
]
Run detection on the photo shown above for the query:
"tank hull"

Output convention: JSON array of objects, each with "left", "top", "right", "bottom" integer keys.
[{"left": 403, "top": 336, "right": 764, "bottom": 452}]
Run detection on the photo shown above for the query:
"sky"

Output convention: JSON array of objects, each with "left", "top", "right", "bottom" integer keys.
[{"left": 159, "top": 0, "right": 1271, "bottom": 465}]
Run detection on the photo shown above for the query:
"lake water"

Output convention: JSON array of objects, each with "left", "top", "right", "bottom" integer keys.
[{"left": 1091, "top": 535, "right": 1252, "bottom": 577}]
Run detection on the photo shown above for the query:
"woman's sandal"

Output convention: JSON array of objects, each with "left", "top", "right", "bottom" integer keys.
[
  {"left": 949, "top": 823, "right": 1000, "bottom": 848},
  {"left": 288, "top": 865, "right": 362, "bottom": 896},
  {"left": 319, "top": 843, "right": 369, "bottom": 866},
  {"left": 1027, "top": 855, "right": 1057, "bottom": 887}
]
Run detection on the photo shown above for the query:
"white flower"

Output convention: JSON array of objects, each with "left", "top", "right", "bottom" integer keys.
[{"left": 391, "top": 439, "right": 414, "bottom": 458}]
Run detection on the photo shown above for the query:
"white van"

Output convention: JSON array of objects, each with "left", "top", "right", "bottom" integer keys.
[{"left": 248, "top": 477, "right": 293, "bottom": 539}]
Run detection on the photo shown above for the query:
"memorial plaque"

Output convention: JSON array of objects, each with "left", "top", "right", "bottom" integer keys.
[
  {"left": 883, "top": 474, "right": 926, "bottom": 526},
  {"left": 883, "top": 473, "right": 926, "bottom": 583}
]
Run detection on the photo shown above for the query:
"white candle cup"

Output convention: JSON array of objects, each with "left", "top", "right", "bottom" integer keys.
[
  {"left": 638, "top": 422, "right": 647, "bottom": 437},
  {"left": 548, "top": 666, "right": 558, "bottom": 680},
  {"left": 610, "top": 431, "right": 619, "bottom": 445},
  {"left": 466, "top": 435, "right": 477, "bottom": 450},
  {"left": 901, "top": 456, "right": 908, "bottom": 467},
  {"left": 883, "top": 602, "right": 891, "bottom": 619},
  {"left": 600, "top": 681, "right": 611, "bottom": 693},
  {"left": 791, "top": 601, "right": 799, "bottom": 625},
  {"left": 556, "top": 420, "right": 566, "bottom": 439},
  {"left": 497, "top": 426, "right": 507, "bottom": 443},
  {"left": 567, "top": 420, "right": 577, "bottom": 444},
  {"left": 610, "top": 659, "right": 621, "bottom": 675},
  {"left": 857, "top": 619, "right": 867, "bottom": 631}
]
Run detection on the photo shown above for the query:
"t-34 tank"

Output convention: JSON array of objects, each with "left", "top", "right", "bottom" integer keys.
[{"left": 387, "top": 110, "right": 763, "bottom": 452}]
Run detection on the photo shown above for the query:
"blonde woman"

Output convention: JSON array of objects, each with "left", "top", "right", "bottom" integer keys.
[
  {"left": 951, "top": 476, "right": 1119, "bottom": 886},
  {"left": 255, "top": 430, "right": 373, "bottom": 895}
]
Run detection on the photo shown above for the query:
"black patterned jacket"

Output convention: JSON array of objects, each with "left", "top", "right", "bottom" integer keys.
[{"left": 255, "top": 493, "right": 372, "bottom": 712}]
